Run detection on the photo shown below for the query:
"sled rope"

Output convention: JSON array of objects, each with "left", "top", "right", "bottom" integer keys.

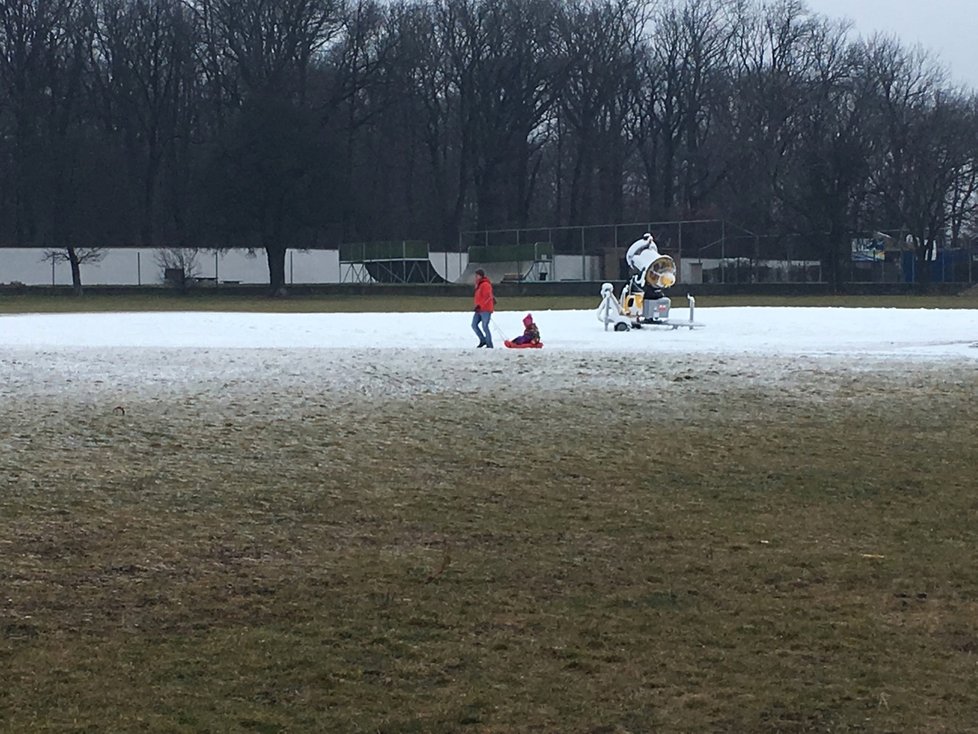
[{"left": 490, "top": 319, "right": 510, "bottom": 343}]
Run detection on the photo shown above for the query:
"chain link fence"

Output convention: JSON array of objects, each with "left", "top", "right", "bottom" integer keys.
[
  {"left": 4, "top": 225, "right": 977, "bottom": 286},
  {"left": 461, "top": 222, "right": 978, "bottom": 285}
]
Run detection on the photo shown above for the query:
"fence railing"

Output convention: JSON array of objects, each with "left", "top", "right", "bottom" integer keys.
[
  {"left": 4, "top": 229, "right": 977, "bottom": 286},
  {"left": 461, "top": 223, "right": 978, "bottom": 285}
]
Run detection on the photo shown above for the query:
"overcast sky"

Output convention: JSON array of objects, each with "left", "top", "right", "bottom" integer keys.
[{"left": 805, "top": 0, "right": 978, "bottom": 89}]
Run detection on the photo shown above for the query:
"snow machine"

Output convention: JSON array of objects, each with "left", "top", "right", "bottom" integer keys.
[
  {"left": 596, "top": 252, "right": 704, "bottom": 332},
  {"left": 504, "top": 340, "right": 544, "bottom": 349}
]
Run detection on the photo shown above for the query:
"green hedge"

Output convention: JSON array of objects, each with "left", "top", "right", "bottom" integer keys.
[{"left": 340, "top": 241, "right": 429, "bottom": 261}]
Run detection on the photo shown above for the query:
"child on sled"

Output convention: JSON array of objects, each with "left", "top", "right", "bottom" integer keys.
[{"left": 510, "top": 314, "right": 541, "bottom": 346}]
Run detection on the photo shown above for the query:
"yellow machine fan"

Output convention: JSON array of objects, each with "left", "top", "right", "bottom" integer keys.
[
  {"left": 644, "top": 255, "right": 677, "bottom": 288},
  {"left": 623, "top": 292, "right": 644, "bottom": 315}
]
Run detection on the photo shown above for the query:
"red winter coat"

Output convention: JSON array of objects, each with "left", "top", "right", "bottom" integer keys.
[{"left": 474, "top": 275, "right": 495, "bottom": 313}]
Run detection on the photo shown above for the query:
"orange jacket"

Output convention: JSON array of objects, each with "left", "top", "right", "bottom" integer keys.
[{"left": 474, "top": 276, "right": 494, "bottom": 313}]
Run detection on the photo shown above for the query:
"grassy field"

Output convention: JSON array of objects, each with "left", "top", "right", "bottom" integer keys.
[
  {"left": 0, "top": 290, "right": 977, "bottom": 314},
  {"left": 2, "top": 352, "right": 977, "bottom": 732}
]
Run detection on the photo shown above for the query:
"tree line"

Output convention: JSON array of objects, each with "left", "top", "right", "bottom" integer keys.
[{"left": 2, "top": 0, "right": 977, "bottom": 292}]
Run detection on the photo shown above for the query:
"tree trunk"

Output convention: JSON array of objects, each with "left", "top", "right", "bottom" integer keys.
[
  {"left": 67, "top": 247, "right": 83, "bottom": 296},
  {"left": 474, "top": 162, "right": 501, "bottom": 231},
  {"left": 265, "top": 245, "right": 288, "bottom": 297},
  {"left": 142, "top": 148, "right": 161, "bottom": 246},
  {"left": 568, "top": 141, "right": 589, "bottom": 225},
  {"left": 826, "top": 237, "right": 842, "bottom": 291},
  {"left": 916, "top": 243, "right": 932, "bottom": 285}
]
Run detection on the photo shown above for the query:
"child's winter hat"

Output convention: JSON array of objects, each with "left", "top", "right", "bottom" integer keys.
[{"left": 523, "top": 313, "right": 533, "bottom": 326}]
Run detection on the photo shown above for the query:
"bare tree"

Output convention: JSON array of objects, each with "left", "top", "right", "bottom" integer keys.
[
  {"left": 382, "top": 0, "right": 470, "bottom": 248},
  {"left": 190, "top": 0, "right": 343, "bottom": 296},
  {"left": 557, "top": 0, "right": 646, "bottom": 224},
  {"left": 89, "top": 0, "right": 198, "bottom": 246},
  {"left": 2, "top": 0, "right": 978, "bottom": 289},
  {"left": 0, "top": 0, "right": 92, "bottom": 247},
  {"left": 775, "top": 16, "right": 870, "bottom": 284},
  {"left": 440, "top": 0, "right": 564, "bottom": 230},
  {"left": 723, "top": 0, "right": 821, "bottom": 230},
  {"left": 155, "top": 246, "right": 201, "bottom": 287},
  {"left": 860, "top": 38, "right": 968, "bottom": 280},
  {"left": 945, "top": 103, "right": 978, "bottom": 251},
  {"left": 634, "top": 0, "right": 734, "bottom": 218},
  {"left": 41, "top": 247, "right": 106, "bottom": 295}
]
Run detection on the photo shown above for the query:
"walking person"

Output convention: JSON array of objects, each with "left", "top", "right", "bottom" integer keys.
[{"left": 472, "top": 269, "right": 495, "bottom": 348}]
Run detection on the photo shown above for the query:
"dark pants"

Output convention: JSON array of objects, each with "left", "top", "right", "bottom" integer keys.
[{"left": 472, "top": 311, "right": 493, "bottom": 347}]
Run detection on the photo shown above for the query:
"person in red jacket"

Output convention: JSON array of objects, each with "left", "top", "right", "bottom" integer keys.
[{"left": 472, "top": 269, "right": 495, "bottom": 348}]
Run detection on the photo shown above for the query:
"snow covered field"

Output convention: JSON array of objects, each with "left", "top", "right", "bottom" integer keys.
[
  {"left": 3, "top": 305, "right": 977, "bottom": 732},
  {"left": 1, "top": 305, "right": 973, "bottom": 414},
  {"left": 1, "top": 306, "right": 976, "bottom": 359}
]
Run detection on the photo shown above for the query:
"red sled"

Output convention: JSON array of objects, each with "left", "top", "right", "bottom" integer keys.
[{"left": 504, "top": 340, "right": 544, "bottom": 349}]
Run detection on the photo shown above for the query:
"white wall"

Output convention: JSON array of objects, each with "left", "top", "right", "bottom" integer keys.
[
  {"left": 551, "top": 255, "right": 601, "bottom": 281},
  {"left": 430, "top": 252, "right": 468, "bottom": 282},
  {"left": 284, "top": 250, "right": 341, "bottom": 284},
  {"left": 0, "top": 248, "right": 341, "bottom": 286},
  {"left": 1, "top": 248, "right": 608, "bottom": 285}
]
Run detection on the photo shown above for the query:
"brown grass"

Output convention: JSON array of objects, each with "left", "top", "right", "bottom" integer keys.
[{"left": 2, "top": 355, "right": 977, "bottom": 732}]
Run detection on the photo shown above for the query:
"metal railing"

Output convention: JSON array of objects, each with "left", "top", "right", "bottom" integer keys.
[{"left": 5, "top": 228, "right": 976, "bottom": 286}]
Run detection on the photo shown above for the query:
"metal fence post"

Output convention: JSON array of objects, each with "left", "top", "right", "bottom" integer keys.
[
  {"left": 550, "top": 228, "right": 556, "bottom": 281},
  {"left": 516, "top": 228, "right": 521, "bottom": 281},
  {"left": 720, "top": 232, "right": 725, "bottom": 284},
  {"left": 581, "top": 228, "right": 586, "bottom": 281},
  {"left": 720, "top": 221, "right": 726, "bottom": 284}
]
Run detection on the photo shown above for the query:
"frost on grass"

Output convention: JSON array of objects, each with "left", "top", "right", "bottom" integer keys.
[{"left": 1, "top": 347, "right": 978, "bottom": 732}]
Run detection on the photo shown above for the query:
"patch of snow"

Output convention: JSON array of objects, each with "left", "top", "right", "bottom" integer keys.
[{"left": 0, "top": 307, "right": 976, "bottom": 360}]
